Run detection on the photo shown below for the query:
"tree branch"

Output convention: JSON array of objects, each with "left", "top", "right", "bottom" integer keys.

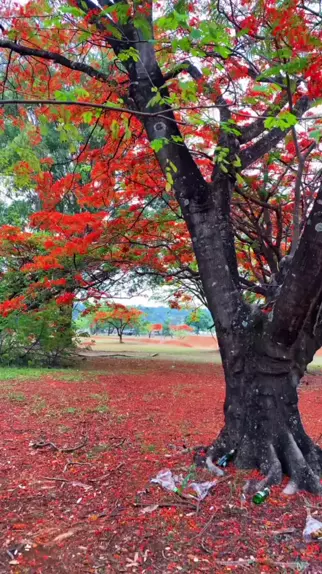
[
  {"left": 163, "top": 60, "right": 202, "bottom": 82},
  {"left": 0, "top": 39, "right": 111, "bottom": 83},
  {"left": 271, "top": 180, "right": 322, "bottom": 346},
  {"left": 239, "top": 94, "right": 289, "bottom": 144},
  {"left": 240, "top": 96, "right": 311, "bottom": 170},
  {"left": 0, "top": 98, "right": 179, "bottom": 121}
]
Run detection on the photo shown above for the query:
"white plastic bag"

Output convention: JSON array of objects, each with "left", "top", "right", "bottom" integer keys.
[
  {"left": 151, "top": 468, "right": 217, "bottom": 501},
  {"left": 151, "top": 469, "right": 181, "bottom": 493},
  {"left": 303, "top": 512, "right": 322, "bottom": 542}
]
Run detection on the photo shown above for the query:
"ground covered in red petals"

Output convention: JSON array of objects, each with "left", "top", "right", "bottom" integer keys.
[{"left": 0, "top": 359, "right": 321, "bottom": 573}]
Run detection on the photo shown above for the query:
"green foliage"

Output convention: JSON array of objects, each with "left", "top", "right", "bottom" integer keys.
[
  {"left": 186, "top": 308, "right": 214, "bottom": 334},
  {"left": 264, "top": 111, "right": 298, "bottom": 130},
  {"left": 0, "top": 303, "right": 76, "bottom": 367},
  {"left": 162, "top": 319, "right": 172, "bottom": 337}
]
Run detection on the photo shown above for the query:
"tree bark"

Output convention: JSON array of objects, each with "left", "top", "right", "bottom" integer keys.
[{"left": 200, "top": 330, "right": 322, "bottom": 494}]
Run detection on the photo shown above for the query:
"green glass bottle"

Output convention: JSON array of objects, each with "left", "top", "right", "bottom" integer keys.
[
  {"left": 252, "top": 487, "right": 270, "bottom": 504},
  {"left": 217, "top": 449, "right": 235, "bottom": 468}
]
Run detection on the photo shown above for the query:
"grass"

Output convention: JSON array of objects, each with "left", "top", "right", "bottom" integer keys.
[
  {"left": 8, "top": 391, "right": 26, "bottom": 402},
  {"left": 0, "top": 367, "right": 51, "bottom": 381},
  {"left": 141, "top": 443, "right": 157, "bottom": 453},
  {"left": 86, "top": 336, "right": 221, "bottom": 363},
  {"left": 0, "top": 365, "right": 117, "bottom": 382},
  {"left": 63, "top": 406, "right": 79, "bottom": 415},
  {"left": 0, "top": 366, "right": 87, "bottom": 381}
]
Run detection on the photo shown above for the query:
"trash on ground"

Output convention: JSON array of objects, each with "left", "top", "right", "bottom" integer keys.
[
  {"left": 252, "top": 487, "right": 270, "bottom": 504},
  {"left": 151, "top": 469, "right": 217, "bottom": 501},
  {"left": 303, "top": 511, "right": 322, "bottom": 542},
  {"left": 189, "top": 481, "right": 217, "bottom": 500},
  {"left": 139, "top": 504, "right": 159, "bottom": 514},
  {"left": 217, "top": 449, "right": 236, "bottom": 468}
]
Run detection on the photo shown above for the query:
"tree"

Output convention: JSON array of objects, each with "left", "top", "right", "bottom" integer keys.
[
  {"left": 1, "top": 0, "right": 322, "bottom": 491},
  {"left": 162, "top": 319, "right": 172, "bottom": 338},
  {"left": 186, "top": 309, "right": 214, "bottom": 335},
  {"left": 93, "top": 304, "right": 143, "bottom": 343},
  {"left": 170, "top": 324, "right": 193, "bottom": 338},
  {"left": 151, "top": 323, "right": 163, "bottom": 337}
]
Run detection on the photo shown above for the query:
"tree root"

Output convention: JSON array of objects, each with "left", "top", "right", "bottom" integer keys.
[{"left": 195, "top": 430, "right": 322, "bottom": 495}]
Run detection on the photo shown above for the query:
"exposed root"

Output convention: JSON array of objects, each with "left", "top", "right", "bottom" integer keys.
[
  {"left": 205, "top": 456, "right": 225, "bottom": 477},
  {"left": 282, "top": 480, "right": 298, "bottom": 495},
  {"left": 201, "top": 430, "right": 322, "bottom": 495}
]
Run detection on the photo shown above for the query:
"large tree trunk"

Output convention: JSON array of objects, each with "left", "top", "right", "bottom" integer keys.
[{"left": 201, "top": 332, "right": 322, "bottom": 494}]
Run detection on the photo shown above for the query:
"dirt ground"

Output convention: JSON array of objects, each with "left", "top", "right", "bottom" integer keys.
[{"left": 0, "top": 358, "right": 321, "bottom": 573}]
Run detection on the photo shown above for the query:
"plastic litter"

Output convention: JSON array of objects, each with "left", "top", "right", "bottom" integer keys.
[
  {"left": 151, "top": 468, "right": 217, "bottom": 501},
  {"left": 189, "top": 481, "right": 217, "bottom": 500},
  {"left": 217, "top": 449, "right": 235, "bottom": 468},
  {"left": 151, "top": 469, "right": 180, "bottom": 493},
  {"left": 303, "top": 511, "right": 322, "bottom": 542}
]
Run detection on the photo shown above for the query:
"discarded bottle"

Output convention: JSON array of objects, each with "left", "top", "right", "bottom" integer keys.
[
  {"left": 217, "top": 449, "right": 235, "bottom": 468},
  {"left": 252, "top": 487, "right": 270, "bottom": 504}
]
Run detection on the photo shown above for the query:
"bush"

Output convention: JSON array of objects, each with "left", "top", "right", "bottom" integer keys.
[{"left": 0, "top": 303, "right": 77, "bottom": 367}]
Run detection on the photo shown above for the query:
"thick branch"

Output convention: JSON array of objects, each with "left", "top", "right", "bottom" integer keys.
[
  {"left": 163, "top": 60, "right": 202, "bottom": 82},
  {"left": 239, "top": 94, "right": 289, "bottom": 144},
  {"left": 240, "top": 96, "right": 311, "bottom": 170},
  {"left": 271, "top": 181, "right": 322, "bottom": 346},
  {"left": 211, "top": 95, "right": 240, "bottom": 286},
  {"left": 0, "top": 39, "right": 111, "bottom": 83}
]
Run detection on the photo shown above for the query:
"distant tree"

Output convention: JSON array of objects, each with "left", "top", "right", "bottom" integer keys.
[
  {"left": 171, "top": 324, "right": 194, "bottom": 339},
  {"left": 186, "top": 309, "right": 214, "bottom": 335},
  {"left": 162, "top": 319, "right": 172, "bottom": 338},
  {"left": 93, "top": 304, "right": 143, "bottom": 343},
  {"left": 151, "top": 323, "right": 162, "bottom": 337},
  {"left": 138, "top": 321, "right": 153, "bottom": 338}
]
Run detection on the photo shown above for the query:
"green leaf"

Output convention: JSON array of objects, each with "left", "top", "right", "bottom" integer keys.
[
  {"left": 151, "top": 138, "right": 167, "bottom": 152},
  {"left": 54, "top": 90, "right": 69, "bottom": 102},
  {"left": 169, "top": 161, "right": 178, "bottom": 173},
  {"left": 233, "top": 156, "right": 242, "bottom": 168},
  {"left": 236, "top": 173, "right": 245, "bottom": 186},
  {"left": 264, "top": 112, "right": 297, "bottom": 130},
  {"left": 104, "top": 23, "right": 123, "bottom": 40},
  {"left": 82, "top": 111, "right": 93, "bottom": 124},
  {"left": 166, "top": 171, "right": 174, "bottom": 186},
  {"left": 60, "top": 5, "right": 85, "bottom": 17},
  {"left": 133, "top": 16, "right": 151, "bottom": 39},
  {"left": 111, "top": 119, "right": 120, "bottom": 140},
  {"left": 310, "top": 130, "right": 322, "bottom": 142},
  {"left": 118, "top": 47, "right": 140, "bottom": 63},
  {"left": 190, "top": 29, "right": 202, "bottom": 40}
]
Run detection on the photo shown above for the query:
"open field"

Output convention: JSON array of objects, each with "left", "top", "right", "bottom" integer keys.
[
  {"left": 0, "top": 357, "right": 321, "bottom": 573},
  {"left": 81, "top": 334, "right": 322, "bottom": 367},
  {"left": 79, "top": 335, "right": 221, "bottom": 363}
]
